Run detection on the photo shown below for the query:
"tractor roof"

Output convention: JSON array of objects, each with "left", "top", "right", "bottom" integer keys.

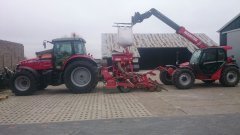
[{"left": 52, "top": 37, "right": 86, "bottom": 43}]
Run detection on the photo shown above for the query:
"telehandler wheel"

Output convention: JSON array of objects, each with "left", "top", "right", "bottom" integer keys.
[
  {"left": 220, "top": 66, "right": 240, "bottom": 87},
  {"left": 10, "top": 70, "right": 37, "bottom": 96},
  {"left": 172, "top": 69, "right": 195, "bottom": 89},
  {"left": 160, "top": 70, "right": 172, "bottom": 85},
  {"left": 64, "top": 61, "right": 98, "bottom": 93}
]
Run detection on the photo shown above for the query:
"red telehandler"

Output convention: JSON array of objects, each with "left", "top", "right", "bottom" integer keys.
[{"left": 132, "top": 8, "right": 240, "bottom": 89}]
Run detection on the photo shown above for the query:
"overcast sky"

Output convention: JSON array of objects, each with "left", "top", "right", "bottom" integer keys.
[{"left": 0, "top": 0, "right": 239, "bottom": 58}]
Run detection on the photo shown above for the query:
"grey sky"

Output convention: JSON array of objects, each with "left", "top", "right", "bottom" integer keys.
[{"left": 0, "top": 0, "right": 239, "bottom": 58}]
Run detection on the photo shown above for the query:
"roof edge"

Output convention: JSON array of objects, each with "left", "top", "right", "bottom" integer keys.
[
  {"left": 218, "top": 12, "right": 240, "bottom": 32},
  {"left": 0, "top": 39, "right": 23, "bottom": 46}
]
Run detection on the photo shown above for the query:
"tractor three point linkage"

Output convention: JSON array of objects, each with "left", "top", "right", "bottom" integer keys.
[{"left": 132, "top": 8, "right": 239, "bottom": 89}]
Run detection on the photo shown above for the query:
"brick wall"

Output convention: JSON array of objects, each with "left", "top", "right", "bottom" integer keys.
[{"left": 0, "top": 40, "right": 24, "bottom": 70}]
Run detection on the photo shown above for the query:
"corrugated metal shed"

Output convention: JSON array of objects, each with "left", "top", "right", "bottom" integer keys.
[
  {"left": 0, "top": 40, "right": 24, "bottom": 70},
  {"left": 102, "top": 33, "right": 217, "bottom": 58}
]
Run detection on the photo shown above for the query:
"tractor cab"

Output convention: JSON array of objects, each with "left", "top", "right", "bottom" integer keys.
[
  {"left": 42, "top": 37, "right": 87, "bottom": 70},
  {"left": 52, "top": 37, "right": 87, "bottom": 69},
  {"left": 190, "top": 48, "right": 227, "bottom": 75}
]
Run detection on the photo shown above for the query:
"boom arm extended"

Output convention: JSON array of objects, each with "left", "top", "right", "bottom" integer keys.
[{"left": 132, "top": 8, "right": 208, "bottom": 49}]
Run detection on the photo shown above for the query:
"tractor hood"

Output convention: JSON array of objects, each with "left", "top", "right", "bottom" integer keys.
[
  {"left": 19, "top": 58, "right": 40, "bottom": 65},
  {"left": 18, "top": 58, "right": 53, "bottom": 70}
]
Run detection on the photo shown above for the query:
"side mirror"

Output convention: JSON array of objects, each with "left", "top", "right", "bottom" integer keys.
[{"left": 43, "top": 42, "right": 46, "bottom": 49}]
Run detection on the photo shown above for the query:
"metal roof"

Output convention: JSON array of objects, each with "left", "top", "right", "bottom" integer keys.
[
  {"left": 102, "top": 33, "right": 217, "bottom": 58},
  {"left": 218, "top": 13, "right": 240, "bottom": 32}
]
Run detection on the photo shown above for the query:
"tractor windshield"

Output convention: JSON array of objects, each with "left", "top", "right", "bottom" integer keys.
[
  {"left": 190, "top": 50, "right": 202, "bottom": 64},
  {"left": 73, "top": 41, "right": 86, "bottom": 55}
]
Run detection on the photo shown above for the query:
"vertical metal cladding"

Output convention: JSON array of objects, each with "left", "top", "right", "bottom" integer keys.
[{"left": 0, "top": 40, "right": 24, "bottom": 70}]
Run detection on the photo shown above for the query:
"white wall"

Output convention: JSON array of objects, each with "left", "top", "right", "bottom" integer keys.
[{"left": 227, "top": 29, "right": 240, "bottom": 66}]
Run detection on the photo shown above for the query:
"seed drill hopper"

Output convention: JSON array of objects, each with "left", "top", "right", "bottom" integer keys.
[{"left": 101, "top": 24, "right": 164, "bottom": 92}]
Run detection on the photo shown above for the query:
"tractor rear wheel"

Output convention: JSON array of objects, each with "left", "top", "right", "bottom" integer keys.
[
  {"left": 172, "top": 69, "right": 195, "bottom": 89},
  {"left": 160, "top": 70, "right": 172, "bottom": 85},
  {"left": 64, "top": 61, "right": 98, "bottom": 93},
  {"left": 10, "top": 70, "right": 37, "bottom": 96},
  {"left": 220, "top": 66, "right": 240, "bottom": 87}
]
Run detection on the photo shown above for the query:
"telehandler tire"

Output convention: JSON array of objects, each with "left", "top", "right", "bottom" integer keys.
[
  {"left": 172, "top": 69, "right": 195, "bottom": 89},
  {"left": 160, "top": 70, "right": 172, "bottom": 85},
  {"left": 220, "top": 66, "right": 240, "bottom": 87}
]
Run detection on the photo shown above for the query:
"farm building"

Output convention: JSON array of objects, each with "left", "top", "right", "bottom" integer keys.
[
  {"left": 218, "top": 13, "right": 240, "bottom": 66},
  {"left": 102, "top": 33, "right": 217, "bottom": 70},
  {"left": 0, "top": 40, "right": 24, "bottom": 70}
]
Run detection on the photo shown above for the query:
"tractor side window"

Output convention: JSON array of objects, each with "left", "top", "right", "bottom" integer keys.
[
  {"left": 56, "top": 43, "right": 72, "bottom": 55},
  {"left": 218, "top": 49, "right": 226, "bottom": 61},
  {"left": 201, "top": 49, "right": 217, "bottom": 63},
  {"left": 73, "top": 41, "right": 86, "bottom": 54},
  {"left": 54, "top": 42, "right": 72, "bottom": 69}
]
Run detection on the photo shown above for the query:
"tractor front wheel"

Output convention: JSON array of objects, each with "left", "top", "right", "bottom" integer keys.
[
  {"left": 10, "top": 71, "right": 37, "bottom": 96},
  {"left": 220, "top": 66, "right": 240, "bottom": 87},
  {"left": 64, "top": 61, "right": 98, "bottom": 93},
  {"left": 172, "top": 69, "right": 195, "bottom": 89},
  {"left": 160, "top": 70, "right": 172, "bottom": 85}
]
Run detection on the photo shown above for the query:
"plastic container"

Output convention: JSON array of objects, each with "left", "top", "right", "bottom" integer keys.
[{"left": 117, "top": 27, "right": 133, "bottom": 48}]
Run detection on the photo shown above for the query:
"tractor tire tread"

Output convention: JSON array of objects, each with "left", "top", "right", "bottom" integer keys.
[
  {"left": 10, "top": 70, "right": 37, "bottom": 96},
  {"left": 64, "top": 61, "right": 98, "bottom": 93},
  {"left": 172, "top": 68, "right": 195, "bottom": 89},
  {"left": 220, "top": 66, "right": 240, "bottom": 87}
]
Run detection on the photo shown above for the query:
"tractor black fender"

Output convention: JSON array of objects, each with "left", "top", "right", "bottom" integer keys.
[
  {"left": 223, "top": 64, "right": 239, "bottom": 70},
  {"left": 17, "top": 66, "right": 40, "bottom": 79},
  {"left": 173, "top": 67, "right": 194, "bottom": 74}
]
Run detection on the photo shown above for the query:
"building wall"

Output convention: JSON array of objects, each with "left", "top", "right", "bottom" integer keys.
[
  {"left": 138, "top": 48, "right": 192, "bottom": 70},
  {"left": 227, "top": 30, "right": 240, "bottom": 66},
  {"left": 0, "top": 40, "right": 24, "bottom": 70},
  {"left": 220, "top": 15, "right": 240, "bottom": 46}
]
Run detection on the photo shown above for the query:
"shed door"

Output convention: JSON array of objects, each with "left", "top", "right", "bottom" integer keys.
[{"left": 227, "top": 30, "right": 240, "bottom": 66}]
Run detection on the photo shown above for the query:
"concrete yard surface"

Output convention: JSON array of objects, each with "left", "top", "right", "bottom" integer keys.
[{"left": 0, "top": 81, "right": 240, "bottom": 125}]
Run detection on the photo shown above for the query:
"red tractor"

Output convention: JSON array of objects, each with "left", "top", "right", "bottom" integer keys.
[
  {"left": 10, "top": 37, "right": 98, "bottom": 96},
  {"left": 132, "top": 8, "right": 240, "bottom": 89}
]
